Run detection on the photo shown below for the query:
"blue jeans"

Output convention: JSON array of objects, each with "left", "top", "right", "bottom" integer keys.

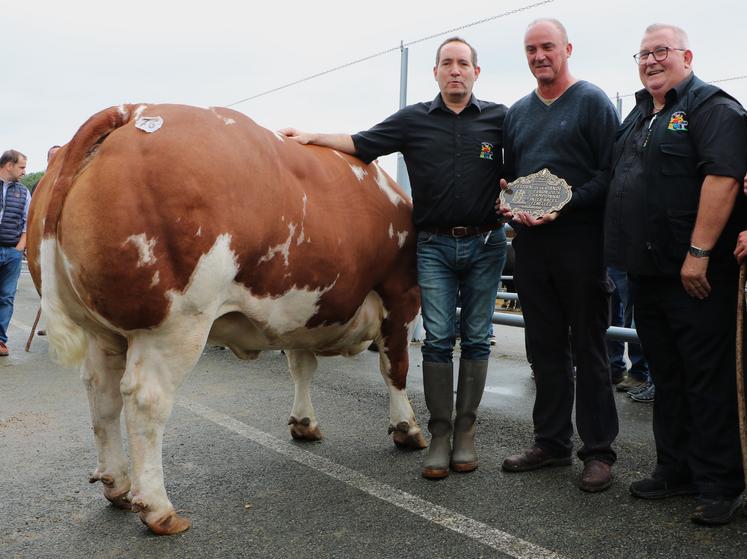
[
  {"left": 607, "top": 266, "right": 649, "bottom": 381},
  {"left": 0, "top": 246, "right": 23, "bottom": 343},
  {"left": 417, "top": 229, "right": 506, "bottom": 363}
]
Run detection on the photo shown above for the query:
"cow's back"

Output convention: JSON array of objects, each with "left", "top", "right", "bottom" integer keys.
[{"left": 29, "top": 104, "right": 415, "bottom": 347}]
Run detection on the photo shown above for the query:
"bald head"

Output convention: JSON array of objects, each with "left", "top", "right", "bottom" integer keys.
[{"left": 526, "top": 18, "right": 569, "bottom": 45}]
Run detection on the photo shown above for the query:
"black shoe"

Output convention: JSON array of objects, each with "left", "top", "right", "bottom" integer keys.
[
  {"left": 691, "top": 496, "right": 744, "bottom": 526},
  {"left": 629, "top": 477, "right": 697, "bottom": 499},
  {"left": 502, "top": 446, "right": 571, "bottom": 472}
]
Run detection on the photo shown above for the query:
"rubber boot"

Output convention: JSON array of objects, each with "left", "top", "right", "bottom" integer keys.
[
  {"left": 421, "top": 361, "right": 454, "bottom": 480},
  {"left": 451, "top": 359, "right": 488, "bottom": 472}
]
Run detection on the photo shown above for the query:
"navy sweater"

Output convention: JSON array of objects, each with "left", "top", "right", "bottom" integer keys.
[{"left": 503, "top": 80, "right": 618, "bottom": 232}]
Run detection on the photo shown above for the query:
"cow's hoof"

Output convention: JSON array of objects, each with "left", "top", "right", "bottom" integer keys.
[
  {"left": 105, "top": 488, "right": 133, "bottom": 510},
  {"left": 390, "top": 422, "right": 427, "bottom": 450},
  {"left": 288, "top": 416, "right": 322, "bottom": 441},
  {"left": 89, "top": 471, "right": 132, "bottom": 510},
  {"left": 141, "top": 510, "right": 191, "bottom": 535}
]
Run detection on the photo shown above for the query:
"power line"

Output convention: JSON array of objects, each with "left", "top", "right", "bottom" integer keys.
[
  {"left": 226, "top": 0, "right": 555, "bottom": 107},
  {"left": 615, "top": 74, "right": 747, "bottom": 99}
]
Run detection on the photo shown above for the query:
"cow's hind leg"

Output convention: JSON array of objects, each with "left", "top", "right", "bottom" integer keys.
[
  {"left": 82, "top": 335, "right": 131, "bottom": 509},
  {"left": 120, "top": 331, "right": 206, "bottom": 535},
  {"left": 377, "top": 299, "right": 426, "bottom": 450},
  {"left": 285, "top": 349, "right": 322, "bottom": 441}
]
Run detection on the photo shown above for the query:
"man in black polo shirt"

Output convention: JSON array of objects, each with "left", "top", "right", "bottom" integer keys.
[
  {"left": 281, "top": 36, "right": 507, "bottom": 479},
  {"left": 605, "top": 23, "right": 747, "bottom": 526}
]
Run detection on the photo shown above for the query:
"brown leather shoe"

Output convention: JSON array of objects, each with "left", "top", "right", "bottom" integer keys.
[
  {"left": 0, "top": 342, "right": 8, "bottom": 356},
  {"left": 579, "top": 460, "right": 613, "bottom": 492},
  {"left": 502, "top": 446, "right": 571, "bottom": 472}
]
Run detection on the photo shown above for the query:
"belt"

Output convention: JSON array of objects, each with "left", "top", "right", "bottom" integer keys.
[{"left": 419, "top": 224, "right": 501, "bottom": 238}]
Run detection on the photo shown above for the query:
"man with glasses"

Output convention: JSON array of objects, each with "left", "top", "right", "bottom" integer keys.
[{"left": 605, "top": 23, "right": 747, "bottom": 526}]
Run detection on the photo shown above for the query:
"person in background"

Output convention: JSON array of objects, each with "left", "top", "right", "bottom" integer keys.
[
  {"left": 0, "top": 150, "right": 31, "bottom": 356},
  {"left": 607, "top": 267, "right": 654, "bottom": 402},
  {"left": 36, "top": 145, "right": 61, "bottom": 337}
]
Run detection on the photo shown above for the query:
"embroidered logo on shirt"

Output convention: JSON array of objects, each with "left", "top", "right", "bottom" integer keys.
[
  {"left": 667, "top": 111, "right": 688, "bottom": 131},
  {"left": 480, "top": 142, "right": 494, "bottom": 160}
]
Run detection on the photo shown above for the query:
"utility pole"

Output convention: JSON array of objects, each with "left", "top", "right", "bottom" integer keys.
[
  {"left": 615, "top": 92, "right": 623, "bottom": 121},
  {"left": 396, "top": 41, "right": 411, "bottom": 196}
]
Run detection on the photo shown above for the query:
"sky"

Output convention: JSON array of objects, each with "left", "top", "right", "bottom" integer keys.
[{"left": 4, "top": 0, "right": 746, "bottom": 177}]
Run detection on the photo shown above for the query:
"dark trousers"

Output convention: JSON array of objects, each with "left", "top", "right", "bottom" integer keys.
[
  {"left": 513, "top": 230, "right": 618, "bottom": 464},
  {"left": 631, "top": 274, "right": 745, "bottom": 499}
]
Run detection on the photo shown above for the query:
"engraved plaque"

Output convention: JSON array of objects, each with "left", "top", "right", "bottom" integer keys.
[{"left": 499, "top": 168, "right": 572, "bottom": 218}]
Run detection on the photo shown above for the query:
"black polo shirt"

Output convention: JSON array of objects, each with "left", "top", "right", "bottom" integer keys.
[
  {"left": 352, "top": 94, "right": 507, "bottom": 228},
  {"left": 605, "top": 74, "right": 747, "bottom": 276}
]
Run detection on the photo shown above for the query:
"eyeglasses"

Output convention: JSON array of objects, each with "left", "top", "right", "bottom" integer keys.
[{"left": 633, "top": 46, "right": 687, "bottom": 64}]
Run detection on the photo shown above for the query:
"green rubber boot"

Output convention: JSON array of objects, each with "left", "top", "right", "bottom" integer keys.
[
  {"left": 451, "top": 359, "right": 488, "bottom": 472},
  {"left": 421, "top": 361, "right": 454, "bottom": 479}
]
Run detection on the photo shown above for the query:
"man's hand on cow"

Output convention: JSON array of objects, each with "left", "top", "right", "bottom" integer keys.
[
  {"left": 495, "top": 178, "right": 513, "bottom": 219},
  {"left": 680, "top": 253, "right": 711, "bottom": 299},
  {"left": 734, "top": 230, "right": 747, "bottom": 264},
  {"left": 278, "top": 127, "right": 315, "bottom": 144}
]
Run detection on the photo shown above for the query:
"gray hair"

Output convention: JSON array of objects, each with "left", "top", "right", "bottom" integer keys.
[{"left": 644, "top": 23, "right": 690, "bottom": 49}]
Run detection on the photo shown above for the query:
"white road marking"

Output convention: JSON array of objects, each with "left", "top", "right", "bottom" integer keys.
[
  {"left": 179, "top": 398, "right": 565, "bottom": 559},
  {"left": 484, "top": 386, "right": 520, "bottom": 397}
]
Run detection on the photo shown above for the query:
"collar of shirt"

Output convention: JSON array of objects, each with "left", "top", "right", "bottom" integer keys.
[
  {"left": 633, "top": 72, "right": 696, "bottom": 114},
  {"left": 427, "top": 93, "right": 482, "bottom": 115}
]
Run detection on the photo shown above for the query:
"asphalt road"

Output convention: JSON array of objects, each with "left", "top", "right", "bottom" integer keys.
[{"left": 1, "top": 271, "right": 746, "bottom": 558}]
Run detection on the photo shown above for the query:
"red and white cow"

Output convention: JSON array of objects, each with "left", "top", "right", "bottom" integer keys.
[{"left": 27, "top": 103, "right": 425, "bottom": 535}]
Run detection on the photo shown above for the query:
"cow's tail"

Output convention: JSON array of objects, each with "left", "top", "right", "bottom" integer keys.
[
  {"left": 40, "top": 240, "right": 88, "bottom": 366},
  {"left": 43, "top": 104, "right": 137, "bottom": 237},
  {"left": 41, "top": 104, "right": 138, "bottom": 366}
]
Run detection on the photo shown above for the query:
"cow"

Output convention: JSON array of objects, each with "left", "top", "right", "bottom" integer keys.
[{"left": 27, "top": 103, "right": 426, "bottom": 535}]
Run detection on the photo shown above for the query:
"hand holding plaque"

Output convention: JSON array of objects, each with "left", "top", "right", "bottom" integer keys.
[{"left": 499, "top": 168, "right": 572, "bottom": 219}]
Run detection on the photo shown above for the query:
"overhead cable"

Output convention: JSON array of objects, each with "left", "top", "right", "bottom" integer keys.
[
  {"left": 226, "top": 0, "right": 555, "bottom": 107},
  {"left": 615, "top": 74, "right": 747, "bottom": 99}
]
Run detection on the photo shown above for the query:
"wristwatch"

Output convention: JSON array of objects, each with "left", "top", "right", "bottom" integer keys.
[{"left": 688, "top": 245, "right": 711, "bottom": 258}]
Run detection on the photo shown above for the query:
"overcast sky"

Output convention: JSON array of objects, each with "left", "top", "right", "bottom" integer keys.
[{"left": 4, "top": 0, "right": 746, "bottom": 176}]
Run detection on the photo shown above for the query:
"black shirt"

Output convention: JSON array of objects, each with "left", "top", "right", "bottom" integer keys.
[
  {"left": 352, "top": 94, "right": 507, "bottom": 228},
  {"left": 605, "top": 74, "right": 747, "bottom": 276}
]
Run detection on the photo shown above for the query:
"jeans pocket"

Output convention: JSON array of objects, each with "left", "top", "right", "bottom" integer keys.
[{"left": 417, "top": 231, "right": 435, "bottom": 245}]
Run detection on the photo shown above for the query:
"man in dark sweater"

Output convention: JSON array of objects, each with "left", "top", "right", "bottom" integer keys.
[
  {"left": 498, "top": 18, "right": 619, "bottom": 492},
  {"left": 281, "top": 37, "right": 507, "bottom": 479}
]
